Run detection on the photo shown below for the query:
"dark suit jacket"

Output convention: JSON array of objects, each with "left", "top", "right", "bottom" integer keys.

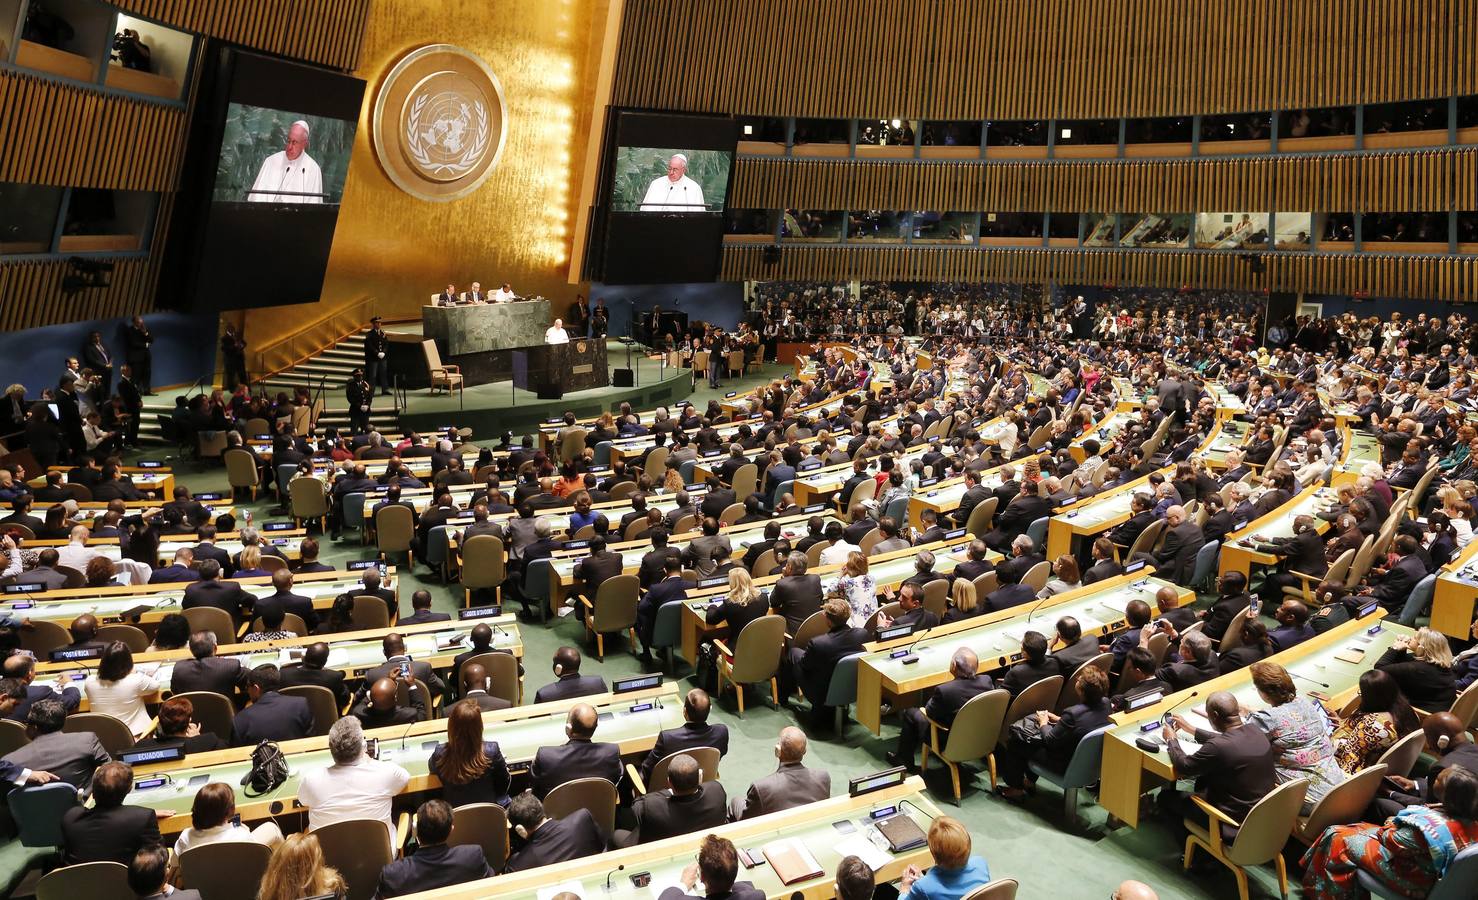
[
  {"left": 657, "top": 884, "right": 764, "bottom": 900},
  {"left": 257, "top": 590, "right": 320, "bottom": 632},
  {"left": 1080, "top": 559, "right": 1124, "bottom": 586},
  {"left": 574, "top": 551, "right": 625, "bottom": 596},
  {"left": 923, "top": 673, "right": 995, "bottom": 729},
  {"left": 797, "top": 625, "right": 868, "bottom": 705},
  {"left": 280, "top": 664, "right": 350, "bottom": 707},
  {"left": 1039, "top": 699, "right": 1113, "bottom": 772},
  {"left": 1003, "top": 658, "right": 1059, "bottom": 696},
  {"left": 629, "top": 783, "right": 728, "bottom": 844},
  {"left": 230, "top": 690, "right": 314, "bottom": 746},
  {"left": 170, "top": 656, "right": 246, "bottom": 697},
  {"left": 1166, "top": 723, "right": 1277, "bottom": 821},
  {"left": 360, "top": 657, "right": 447, "bottom": 701},
  {"left": 739, "top": 761, "right": 830, "bottom": 818},
  {"left": 700, "top": 489, "right": 737, "bottom": 520},
  {"left": 531, "top": 738, "right": 623, "bottom": 797},
  {"left": 992, "top": 494, "right": 1052, "bottom": 540},
  {"left": 638, "top": 721, "right": 731, "bottom": 782},
  {"left": 6, "top": 683, "right": 82, "bottom": 721},
  {"left": 533, "top": 673, "right": 609, "bottom": 704},
  {"left": 60, "top": 803, "right": 160, "bottom": 865},
  {"left": 192, "top": 542, "right": 234, "bottom": 575},
  {"left": 1152, "top": 521, "right": 1205, "bottom": 583},
  {"left": 639, "top": 547, "right": 683, "bottom": 587},
  {"left": 768, "top": 574, "right": 822, "bottom": 634},
  {"left": 505, "top": 808, "right": 607, "bottom": 872},
  {"left": 1202, "top": 592, "right": 1252, "bottom": 642},
  {"left": 985, "top": 582, "right": 1036, "bottom": 613},
  {"left": 182, "top": 579, "right": 254, "bottom": 622},
  {"left": 995, "top": 552, "right": 1043, "bottom": 586},
  {"left": 148, "top": 564, "right": 199, "bottom": 584},
  {"left": 401, "top": 609, "right": 452, "bottom": 625},
  {"left": 1052, "top": 638, "right": 1102, "bottom": 673},
  {"left": 376, "top": 842, "right": 492, "bottom": 898},
  {"left": 2, "top": 731, "right": 110, "bottom": 789},
  {"left": 1109, "top": 510, "right": 1155, "bottom": 548},
  {"left": 1370, "top": 555, "right": 1428, "bottom": 608}
]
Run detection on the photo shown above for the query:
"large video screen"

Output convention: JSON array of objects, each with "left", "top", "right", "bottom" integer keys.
[
  {"left": 593, "top": 112, "right": 738, "bottom": 284},
  {"left": 167, "top": 49, "right": 365, "bottom": 311}
]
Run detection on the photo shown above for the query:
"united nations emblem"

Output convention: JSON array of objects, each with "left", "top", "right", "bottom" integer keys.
[
  {"left": 372, "top": 45, "right": 507, "bottom": 202},
  {"left": 576, "top": 341, "right": 588, "bottom": 353}
]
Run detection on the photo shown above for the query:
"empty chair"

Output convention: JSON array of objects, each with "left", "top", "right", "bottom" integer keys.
[
  {"left": 178, "top": 840, "right": 274, "bottom": 900},
  {"left": 223, "top": 448, "right": 260, "bottom": 500},
  {"left": 351, "top": 595, "right": 392, "bottom": 630},
  {"left": 1294, "top": 764, "right": 1388, "bottom": 844},
  {"left": 183, "top": 606, "right": 236, "bottom": 646},
  {"left": 964, "top": 496, "right": 999, "bottom": 537},
  {"left": 376, "top": 504, "right": 415, "bottom": 567},
  {"left": 1182, "top": 778, "right": 1309, "bottom": 900},
  {"left": 715, "top": 614, "right": 786, "bottom": 716},
  {"left": 0, "top": 719, "right": 29, "bottom": 755},
  {"left": 921, "top": 688, "right": 1010, "bottom": 802},
  {"left": 543, "top": 776, "right": 619, "bottom": 836},
  {"left": 1028, "top": 725, "right": 1112, "bottom": 829},
  {"left": 823, "top": 652, "right": 867, "bottom": 731},
  {"left": 35, "top": 862, "right": 129, "bottom": 900},
  {"left": 448, "top": 802, "right": 510, "bottom": 873},
  {"left": 290, "top": 477, "right": 330, "bottom": 531},
  {"left": 19, "top": 620, "right": 70, "bottom": 655},
  {"left": 7, "top": 782, "right": 80, "bottom": 847},
  {"left": 95, "top": 624, "right": 149, "bottom": 653},
  {"left": 581, "top": 573, "right": 639, "bottom": 660},
  {"left": 460, "top": 534, "right": 507, "bottom": 607},
  {"left": 961, "top": 880, "right": 1020, "bottom": 900},
  {"left": 313, "top": 817, "right": 397, "bottom": 900},
  {"left": 280, "top": 684, "right": 340, "bottom": 736}
]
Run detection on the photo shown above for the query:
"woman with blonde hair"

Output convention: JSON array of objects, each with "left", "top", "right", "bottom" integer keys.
[
  {"left": 833, "top": 551, "right": 876, "bottom": 627},
  {"left": 1374, "top": 627, "right": 1457, "bottom": 711},
  {"left": 704, "top": 567, "right": 769, "bottom": 637},
  {"left": 233, "top": 544, "right": 269, "bottom": 579},
  {"left": 898, "top": 815, "right": 992, "bottom": 900},
  {"left": 943, "top": 578, "right": 978, "bottom": 623},
  {"left": 256, "top": 832, "right": 345, "bottom": 900}
]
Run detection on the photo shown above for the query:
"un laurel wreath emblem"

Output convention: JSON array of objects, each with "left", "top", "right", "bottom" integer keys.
[{"left": 372, "top": 44, "right": 507, "bottom": 202}]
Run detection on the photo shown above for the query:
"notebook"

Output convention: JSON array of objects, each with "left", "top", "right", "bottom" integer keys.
[
  {"left": 874, "top": 814, "right": 928, "bottom": 852},
  {"left": 763, "top": 839, "right": 824, "bottom": 885}
]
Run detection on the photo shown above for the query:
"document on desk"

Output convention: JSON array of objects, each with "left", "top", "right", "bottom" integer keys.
[{"left": 835, "top": 833, "right": 892, "bottom": 870}]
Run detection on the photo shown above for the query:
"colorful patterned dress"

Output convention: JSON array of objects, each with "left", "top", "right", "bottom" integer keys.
[
  {"left": 1301, "top": 805, "right": 1478, "bottom": 899},
  {"left": 1332, "top": 711, "right": 1401, "bottom": 774},
  {"left": 1249, "top": 696, "right": 1345, "bottom": 808}
]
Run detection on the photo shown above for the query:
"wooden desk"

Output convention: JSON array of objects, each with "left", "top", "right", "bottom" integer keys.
[
  {"left": 1099, "top": 613, "right": 1406, "bottom": 827},
  {"left": 1069, "top": 410, "right": 1138, "bottom": 462},
  {"left": 396, "top": 776, "right": 941, "bottom": 900},
  {"left": 1217, "top": 485, "right": 1333, "bottom": 578},
  {"left": 1330, "top": 430, "right": 1381, "bottom": 487},
  {"left": 1044, "top": 468, "right": 1168, "bottom": 560},
  {"left": 1431, "top": 538, "right": 1478, "bottom": 639},
  {"left": 854, "top": 572, "right": 1187, "bottom": 735},
  {"left": 130, "top": 684, "right": 682, "bottom": 834},
  {"left": 904, "top": 455, "right": 1045, "bottom": 529}
]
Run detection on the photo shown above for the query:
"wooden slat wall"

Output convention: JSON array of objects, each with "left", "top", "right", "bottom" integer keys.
[
  {"left": 114, "top": 0, "right": 371, "bottom": 71},
  {"left": 722, "top": 246, "right": 1478, "bottom": 302},
  {"left": 0, "top": 70, "right": 187, "bottom": 190},
  {"left": 0, "top": 259, "right": 158, "bottom": 331},
  {"left": 616, "top": 0, "right": 1478, "bottom": 119},
  {"left": 731, "top": 150, "right": 1478, "bottom": 214}
]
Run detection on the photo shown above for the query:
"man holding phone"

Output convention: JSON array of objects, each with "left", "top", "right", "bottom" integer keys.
[{"left": 355, "top": 633, "right": 446, "bottom": 707}]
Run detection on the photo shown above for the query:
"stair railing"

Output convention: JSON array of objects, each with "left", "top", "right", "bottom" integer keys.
[{"left": 252, "top": 295, "right": 379, "bottom": 379}]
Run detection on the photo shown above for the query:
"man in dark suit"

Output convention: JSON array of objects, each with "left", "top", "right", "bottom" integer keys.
[
  {"left": 700, "top": 479, "right": 737, "bottom": 520},
  {"left": 768, "top": 551, "right": 823, "bottom": 634},
  {"left": 1080, "top": 537, "right": 1124, "bottom": 585},
  {"left": 357, "top": 633, "right": 447, "bottom": 704},
  {"left": 230, "top": 664, "right": 313, "bottom": 746},
  {"left": 375, "top": 799, "right": 491, "bottom": 897},
  {"left": 1111, "top": 647, "right": 1170, "bottom": 711},
  {"left": 14, "top": 548, "right": 68, "bottom": 589},
  {"left": 1156, "top": 631, "right": 1220, "bottom": 692},
  {"left": 984, "top": 481, "right": 1051, "bottom": 553},
  {"left": 789, "top": 598, "right": 869, "bottom": 718},
  {"left": 280, "top": 641, "right": 350, "bottom": 708},
  {"left": 952, "top": 539, "right": 995, "bottom": 582},
  {"left": 457, "top": 663, "right": 511, "bottom": 712},
  {"left": 351, "top": 676, "right": 424, "bottom": 729},
  {"left": 530, "top": 703, "right": 623, "bottom": 797},
  {"left": 148, "top": 548, "right": 199, "bottom": 584},
  {"left": 985, "top": 578, "right": 1037, "bottom": 613},
  {"left": 731, "top": 726, "right": 831, "bottom": 819},
  {"left": 505, "top": 791, "right": 607, "bottom": 872},
  {"left": 253, "top": 569, "right": 320, "bottom": 632},
  {"left": 532, "top": 646, "right": 608, "bottom": 703},
  {"left": 888, "top": 648, "right": 994, "bottom": 771},
  {"left": 449, "top": 622, "right": 522, "bottom": 692},
  {"left": 637, "top": 556, "right": 688, "bottom": 660},
  {"left": 2, "top": 698, "right": 109, "bottom": 790},
  {"left": 1003, "top": 631, "right": 1061, "bottom": 696},
  {"left": 2, "top": 654, "right": 81, "bottom": 720},
  {"left": 639, "top": 530, "right": 683, "bottom": 588},
  {"left": 170, "top": 632, "right": 247, "bottom": 697},
  {"left": 182, "top": 559, "right": 254, "bottom": 624},
  {"left": 348, "top": 569, "right": 400, "bottom": 622},
  {"left": 1103, "top": 599, "right": 1153, "bottom": 674},
  {"left": 59, "top": 761, "right": 159, "bottom": 864},
  {"left": 1268, "top": 599, "right": 1315, "bottom": 652},
  {"left": 1134, "top": 505, "right": 1204, "bottom": 585},
  {"left": 1363, "top": 534, "right": 1429, "bottom": 612},
  {"left": 400, "top": 589, "right": 451, "bottom": 625},
  {"left": 879, "top": 581, "right": 940, "bottom": 633},
  {"left": 1108, "top": 492, "right": 1156, "bottom": 550},
  {"left": 1252, "top": 514, "right": 1327, "bottom": 597},
  {"left": 682, "top": 517, "right": 731, "bottom": 579},
  {"left": 191, "top": 525, "right": 234, "bottom": 576},
  {"left": 0, "top": 496, "right": 43, "bottom": 535},
  {"left": 995, "top": 534, "right": 1044, "bottom": 587},
  {"left": 1162, "top": 690, "right": 1277, "bottom": 822},
  {"left": 1200, "top": 570, "right": 1253, "bottom": 643},
  {"left": 1051, "top": 616, "right": 1102, "bottom": 673},
  {"left": 573, "top": 535, "right": 626, "bottom": 614},
  {"left": 952, "top": 468, "right": 993, "bottom": 527},
  {"left": 621, "top": 753, "right": 727, "bottom": 846},
  {"left": 637, "top": 688, "right": 729, "bottom": 783}
]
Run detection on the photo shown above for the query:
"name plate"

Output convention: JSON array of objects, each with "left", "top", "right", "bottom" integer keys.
[{"left": 572, "top": 365, "right": 594, "bottom": 375}]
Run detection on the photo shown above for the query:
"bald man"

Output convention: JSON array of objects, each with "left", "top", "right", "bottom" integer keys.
[
  {"left": 458, "top": 663, "right": 511, "bottom": 712},
  {"left": 66, "top": 614, "right": 105, "bottom": 652},
  {"left": 1113, "top": 881, "right": 1160, "bottom": 900},
  {"left": 530, "top": 703, "right": 622, "bottom": 798},
  {"left": 1374, "top": 711, "right": 1478, "bottom": 817},
  {"left": 351, "top": 676, "right": 423, "bottom": 730},
  {"left": 888, "top": 647, "right": 994, "bottom": 772},
  {"left": 621, "top": 752, "right": 727, "bottom": 847},
  {"left": 1162, "top": 690, "right": 1276, "bottom": 823},
  {"left": 731, "top": 726, "right": 831, "bottom": 820}
]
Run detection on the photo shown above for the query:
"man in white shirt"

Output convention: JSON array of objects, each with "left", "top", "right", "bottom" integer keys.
[
  {"left": 545, "top": 319, "right": 570, "bottom": 345},
  {"left": 639, "top": 154, "right": 705, "bottom": 212},
  {"left": 57, "top": 525, "right": 102, "bottom": 573},
  {"left": 249, "top": 120, "right": 324, "bottom": 204},
  {"left": 298, "top": 717, "right": 409, "bottom": 844},
  {"left": 493, "top": 283, "right": 517, "bottom": 303}
]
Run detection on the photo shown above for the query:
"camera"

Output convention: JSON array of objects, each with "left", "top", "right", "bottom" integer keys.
[{"left": 111, "top": 29, "right": 151, "bottom": 72}]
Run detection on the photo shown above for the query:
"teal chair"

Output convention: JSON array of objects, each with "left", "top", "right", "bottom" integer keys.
[
  {"left": 1396, "top": 573, "right": 1438, "bottom": 627},
  {"left": 523, "top": 557, "right": 556, "bottom": 622},
  {"left": 1025, "top": 515, "right": 1049, "bottom": 549},
  {"left": 1187, "top": 540, "right": 1221, "bottom": 592},
  {"left": 823, "top": 651, "right": 866, "bottom": 731},
  {"left": 679, "top": 459, "right": 697, "bottom": 484},
  {"left": 650, "top": 599, "right": 686, "bottom": 672},
  {"left": 7, "top": 783, "right": 79, "bottom": 847},
  {"left": 342, "top": 492, "right": 367, "bottom": 541},
  {"left": 425, "top": 525, "right": 452, "bottom": 582},
  {"left": 1028, "top": 725, "right": 1111, "bottom": 830},
  {"left": 881, "top": 495, "right": 908, "bottom": 526},
  {"left": 767, "top": 479, "right": 796, "bottom": 512}
]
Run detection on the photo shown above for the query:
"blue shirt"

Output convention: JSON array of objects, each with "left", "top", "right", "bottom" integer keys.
[
  {"left": 903, "top": 856, "right": 992, "bottom": 900},
  {"left": 569, "top": 509, "right": 599, "bottom": 530}
]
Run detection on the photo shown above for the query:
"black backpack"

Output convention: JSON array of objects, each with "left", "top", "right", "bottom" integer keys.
[{"left": 240, "top": 740, "right": 288, "bottom": 797}]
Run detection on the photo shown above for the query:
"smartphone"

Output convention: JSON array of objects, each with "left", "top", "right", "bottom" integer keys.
[
  {"left": 366, "top": 737, "right": 380, "bottom": 759},
  {"left": 1248, "top": 597, "right": 1262, "bottom": 616},
  {"left": 230, "top": 814, "right": 242, "bottom": 827},
  {"left": 399, "top": 662, "right": 411, "bottom": 678}
]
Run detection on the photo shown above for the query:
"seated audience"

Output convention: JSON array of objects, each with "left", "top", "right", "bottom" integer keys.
[{"left": 374, "top": 799, "right": 492, "bottom": 897}]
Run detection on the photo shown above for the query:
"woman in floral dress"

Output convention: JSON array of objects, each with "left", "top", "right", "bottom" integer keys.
[
  {"left": 1332, "top": 669, "right": 1421, "bottom": 774},
  {"left": 1247, "top": 662, "right": 1346, "bottom": 813}
]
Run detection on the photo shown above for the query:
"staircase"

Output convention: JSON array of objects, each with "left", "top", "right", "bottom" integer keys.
[{"left": 136, "top": 332, "right": 402, "bottom": 444}]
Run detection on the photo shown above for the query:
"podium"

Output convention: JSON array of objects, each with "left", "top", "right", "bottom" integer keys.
[{"left": 513, "top": 340, "right": 609, "bottom": 398}]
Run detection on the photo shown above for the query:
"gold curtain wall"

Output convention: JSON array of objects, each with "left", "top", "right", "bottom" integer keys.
[
  {"left": 242, "top": 0, "right": 612, "bottom": 347},
  {"left": 614, "top": 0, "right": 1478, "bottom": 119},
  {"left": 721, "top": 246, "right": 1478, "bottom": 302},
  {"left": 729, "top": 149, "right": 1478, "bottom": 214}
]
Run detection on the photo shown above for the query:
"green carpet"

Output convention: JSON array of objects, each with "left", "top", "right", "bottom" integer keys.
[{"left": 4, "top": 367, "right": 1268, "bottom": 900}]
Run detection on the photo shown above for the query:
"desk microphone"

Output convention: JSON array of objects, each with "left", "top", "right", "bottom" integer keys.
[
  {"left": 1291, "top": 671, "right": 1331, "bottom": 690},
  {"left": 398, "top": 717, "right": 417, "bottom": 752},
  {"left": 604, "top": 863, "right": 626, "bottom": 892},
  {"left": 1024, "top": 593, "right": 1053, "bottom": 623},
  {"left": 896, "top": 625, "right": 933, "bottom": 663}
]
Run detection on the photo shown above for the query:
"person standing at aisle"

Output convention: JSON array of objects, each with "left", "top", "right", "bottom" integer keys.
[
  {"left": 363, "top": 316, "right": 391, "bottom": 396},
  {"left": 706, "top": 331, "right": 724, "bottom": 390},
  {"left": 346, "top": 369, "right": 373, "bottom": 436},
  {"left": 82, "top": 331, "right": 114, "bottom": 397},
  {"left": 124, "top": 316, "right": 153, "bottom": 394},
  {"left": 221, "top": 324, "right": 248, "bottom": 390}
]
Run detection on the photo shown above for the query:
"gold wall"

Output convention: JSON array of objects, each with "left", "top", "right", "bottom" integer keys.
[{"left": 242, "top": 0, "right": 611, "bottom": 349}]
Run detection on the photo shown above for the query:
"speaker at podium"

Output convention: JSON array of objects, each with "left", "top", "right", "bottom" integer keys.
[{"left": 513, "top": 340, "right": 610, "bottom": 398}]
